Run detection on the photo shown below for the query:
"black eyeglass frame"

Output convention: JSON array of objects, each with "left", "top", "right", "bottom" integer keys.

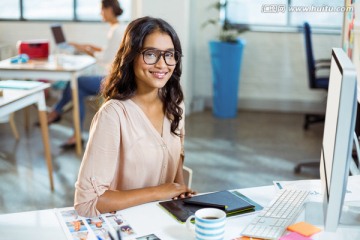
[{"left": 139, "top": 49, "right": 182, "bottom": 66}]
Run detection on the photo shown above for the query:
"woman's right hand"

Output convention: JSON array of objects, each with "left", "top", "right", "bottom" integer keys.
[{"left": 155, "top": 183, "right": 195, "bottom": 200}]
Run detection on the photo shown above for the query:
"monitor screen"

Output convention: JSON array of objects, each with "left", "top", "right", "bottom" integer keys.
[
  {"left": 51, "top": 24, "right": 66, "bottom": 45},
  {"left": 319, "top": 48, "right": 357, "bottom": 231}
]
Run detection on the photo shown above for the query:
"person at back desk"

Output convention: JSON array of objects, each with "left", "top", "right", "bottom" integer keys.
[{"left": 46, "top": 0, "right": 125, "bottom": 149}]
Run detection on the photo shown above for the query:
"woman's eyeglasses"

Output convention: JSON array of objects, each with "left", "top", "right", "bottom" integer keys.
[{"left": 140, "top": 49, "right": 181, "bottom": 66}]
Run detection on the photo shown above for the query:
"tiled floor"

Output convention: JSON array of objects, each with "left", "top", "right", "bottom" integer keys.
[{"left": 0, "top": 102, "right": 323, "bottom": 214}]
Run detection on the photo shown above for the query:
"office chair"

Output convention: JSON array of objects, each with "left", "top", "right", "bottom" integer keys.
[
  {"left": 183, "top": 166, "right": 193, "bottom": 188},
  {"left": 302, "top": 21, "right": 330, "bottom": 130},
  {"left": 294, "top": 22, "right": 330, "bottom": 174}
]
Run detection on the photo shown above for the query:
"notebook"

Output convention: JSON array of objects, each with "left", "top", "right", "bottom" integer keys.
[
  {"left": 50, "top": 24, "right": 76, "bottom": 53},
  {"left": 0, "top": 80, "right": 43, "bottom": 90},
  {"left": 159, "top": 190, "right": 262, "bottom": 223}
]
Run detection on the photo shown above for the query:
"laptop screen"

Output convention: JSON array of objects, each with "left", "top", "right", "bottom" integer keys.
[{"left": 51, "top": 24, "right": 66, "bottom": 45}]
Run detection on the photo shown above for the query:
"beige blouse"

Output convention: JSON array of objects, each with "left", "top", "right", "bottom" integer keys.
[{"left": 74, "top": 99, "right": 185, "bottom": 217}]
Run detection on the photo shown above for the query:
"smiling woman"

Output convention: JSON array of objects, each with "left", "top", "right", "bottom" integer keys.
[
  {"left": 140, "top": 49, "right": 181, "bottom": 66},
  {"left": 74, "top": 16, "right": 196, "bottom": 217},
  {"left": 133, "top": 31, "right": 178, "bottom": 92}
]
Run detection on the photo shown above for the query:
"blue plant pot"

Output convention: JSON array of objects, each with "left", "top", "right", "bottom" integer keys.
[{"left": 209, "top": 39, "right": 246, "bottom": 118}]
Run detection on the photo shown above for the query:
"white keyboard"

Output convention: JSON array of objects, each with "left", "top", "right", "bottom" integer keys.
[{"left": 241, "top": 189, "right": 310, "bottom": 239}]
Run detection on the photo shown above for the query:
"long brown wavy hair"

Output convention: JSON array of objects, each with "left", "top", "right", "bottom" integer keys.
[{"left": 101, "top": 16, "right": 184, "bottom": 136}]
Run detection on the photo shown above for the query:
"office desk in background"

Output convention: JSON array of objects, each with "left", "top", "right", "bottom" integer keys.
[
  {"left": 0, "top": 185, "right": 359, "bottom": 240},
  {"left": 0, "top": 55, "right": 96, "bottom": 156},
  {"left": 0, "top": 83, "right": 54, "bottom": 191}
]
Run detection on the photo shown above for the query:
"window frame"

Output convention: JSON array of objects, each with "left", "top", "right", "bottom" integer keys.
[
  {"left": 0, "top": 0, "right": 130, "bottom": 22},
  {"left": 223, "top": 0, "right": 346, "bottom": 34}
]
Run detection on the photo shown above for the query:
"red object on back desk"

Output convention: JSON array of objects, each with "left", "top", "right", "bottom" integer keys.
[{"left": 17, "top": 40, "right": 49, "bottom": 59}]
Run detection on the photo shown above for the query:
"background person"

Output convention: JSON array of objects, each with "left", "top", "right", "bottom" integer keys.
[
  {"left": 74, "top": 16, "right": 195, "bottom": 217},
  {"left": 46, "top": 0, "right": 125, "bottom": 149}
]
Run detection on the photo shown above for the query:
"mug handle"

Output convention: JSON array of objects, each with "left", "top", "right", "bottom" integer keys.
[{"left": 185, "top": 215, "right": 195, "bottom": 235}]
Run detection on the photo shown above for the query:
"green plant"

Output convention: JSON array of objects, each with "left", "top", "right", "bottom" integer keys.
[{"left": 202, "top": 1, "right": 248, "bottom": 43}]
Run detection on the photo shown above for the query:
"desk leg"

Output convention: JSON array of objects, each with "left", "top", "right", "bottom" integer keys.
[
  {"left": 71, "top": 74, "right": 83, "bottom": 156},
  {"left": 38, "top": 110, "right": 54, "bottom": 191},
  {"left": 24, "top": 106, "right": 30, "bottom": 132},
  {"left": 9, "top": 113, "right": 19, "bottom": 140}
]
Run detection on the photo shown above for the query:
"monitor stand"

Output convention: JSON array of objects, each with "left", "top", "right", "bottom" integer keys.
[
  {"left": 304, "top": 202, "right": 324, "bottom": 226},
  {"left": 341, "top": 202, "right": 360, "bottom": 226},
  {"left": 350, "top": 132, "right": 360, "bottom": 175},
  {"left": 305, "top": 201, "right": 360, "bottom": 229}
]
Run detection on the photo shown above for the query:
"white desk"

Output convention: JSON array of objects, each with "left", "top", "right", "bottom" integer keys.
[
  {"left": 0, "top": 185, "right": 359, "bottom": 240},
  {"left": 0, "top": 83, "right": 54, "bottom": 191},
  {"left": 0, "top": 55, "right": 96, "bottom": 156}
]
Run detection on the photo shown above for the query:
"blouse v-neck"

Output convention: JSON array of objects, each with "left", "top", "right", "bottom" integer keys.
[{"left": 128, "top": 99, "right": 167, "bottom": 140}]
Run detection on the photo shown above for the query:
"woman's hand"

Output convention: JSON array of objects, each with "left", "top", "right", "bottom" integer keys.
[
  {"left": 68, "top": 42, "right": 101, "bottom": 57},
  {"left": 173, "top": 190, "right": 197, "bottom": 200},
  {"left": 155, "top": 183, "right": 196, "bottom": 200}
]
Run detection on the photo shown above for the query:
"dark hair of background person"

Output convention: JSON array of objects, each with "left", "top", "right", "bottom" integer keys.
[
  {"left": 102, "top": 0, "right": 123, "bottom": 16},
  {"left": 101, "top": 16, "right": 184, "bottom": 137}
]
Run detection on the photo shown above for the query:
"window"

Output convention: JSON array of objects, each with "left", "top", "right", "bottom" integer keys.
[
  {"left": 23, "top": 0, "right": 73, "bottom": 20},
  {"left": 77, "top": 0, "right": 102, "bottom": 21},
  {"left": 0, "top": 1, "right": 20, "bottom": 19},
  {"left": 77, "top": 0, "right": 132, "bottom": 21},
  {"left": 0, "top": 0, "right": 131, "bottom": 21},
  {"left": 225, "top": 0, "right": 348, "bottom": 31}
]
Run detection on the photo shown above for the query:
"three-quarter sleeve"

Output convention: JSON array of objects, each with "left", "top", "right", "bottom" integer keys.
[{"left": 74, "top": 102, "right": 121, "bottom": 217}]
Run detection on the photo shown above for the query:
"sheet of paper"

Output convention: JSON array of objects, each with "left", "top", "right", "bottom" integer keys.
[
  {"left": 273, "top": 179, "right": 322, "bottom": 202},
  {"left": 0, "top": 80, "right": 43, "bottom": 89},
  {"left": 273, "top": 175, "right": 360, "bottom": 202},
  {"left": 55, "top": 207, "right": 145, "bottom": 240}
]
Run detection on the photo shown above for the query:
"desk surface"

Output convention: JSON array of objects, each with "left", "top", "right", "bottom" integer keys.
[
  {"left": 0, "top": 185, "right": 359, "bottom": 240},
  {"left": 0, "top": 83, "right": 50, "bottom": 110},
  {"left": 0, "top": 54, "right": 97, "bottom": 155},
  {"left": 0, "top": 83, "right": 54, "bottom": 191}
]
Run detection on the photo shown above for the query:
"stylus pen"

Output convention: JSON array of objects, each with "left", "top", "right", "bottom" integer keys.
[
  {"left": 116, "top": 228, "right": 122, "bottom": 240},
  {"left": 108, "top": 232, "right": 115, "bottom": 240},
  {"left": 185, "top": 201, "right": 227, "bottom": 210}
]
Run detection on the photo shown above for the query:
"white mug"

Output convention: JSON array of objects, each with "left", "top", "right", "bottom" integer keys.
[{"left": 186, "top": 208, "right": 226, "bottom": 240}]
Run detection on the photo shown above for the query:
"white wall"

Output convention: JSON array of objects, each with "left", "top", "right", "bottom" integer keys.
[
  {"left": 0, "top": 0, "right": 342, "bottom": 114},
  {"left": 192, "top": 0, "right": 341, "bottom": 113},
  {"left": 199, "top": 31, "right": 340, "bottom": 112}
]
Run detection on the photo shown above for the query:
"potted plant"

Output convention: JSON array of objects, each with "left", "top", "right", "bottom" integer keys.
[{"left": 203, "top": 1, "right": 247, "bottom": 118}]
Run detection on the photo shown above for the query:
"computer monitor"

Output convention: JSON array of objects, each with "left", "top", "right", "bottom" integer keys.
[
  {"left": 50, "top": 24, "right": 76, "bottom": 54},
  {"left": 317, "top": 48, "right": 359, "bottom": 231}
]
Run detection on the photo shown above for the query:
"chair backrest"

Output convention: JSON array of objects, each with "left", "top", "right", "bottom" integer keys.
[
  {"left": 182, "top": 166, "right": 193, "bottom": 188},
  {"left": 303, "top": 22, "right": 316, "bottom": 88}
]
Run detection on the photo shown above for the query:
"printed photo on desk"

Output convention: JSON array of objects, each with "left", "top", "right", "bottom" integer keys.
[
  {"left": 55, "top": 207, "right": 143, "bottom": 240},
  {"left": 136, "top": 234, "right": 161, "bottom": 240}
]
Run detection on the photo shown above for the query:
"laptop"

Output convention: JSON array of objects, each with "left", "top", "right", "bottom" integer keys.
[{"left": 50, "top": 24, "right": 76, "bottom": 53}]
